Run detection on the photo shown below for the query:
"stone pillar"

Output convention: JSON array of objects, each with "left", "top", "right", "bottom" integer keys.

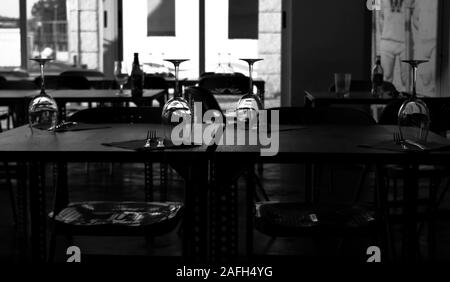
[
  {"left": 258, "top": 0, "right": 281, "bottom": 99},
  {"left": 67, "top": 0, "right": 100, "bottom": 69}
]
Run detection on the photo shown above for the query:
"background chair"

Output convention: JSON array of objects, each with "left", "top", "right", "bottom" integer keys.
[
  {"left": 56, "top": 75, "right": 91, "bottom": 90},
  {"left": 199, "top": 73, "right": 250, "bottom": 95},
  {"left": 143, "top": 74, "right": 170, "bottom": 107},
  {"left": 185, "top": 86, "right": 223, "bottom": 117},
  {"left": 252, "top": 107, "right": 379, "bottom": 258},
  {"left": 69, "top": 106, "right": 162, "bottom": 124},
  {"left": 33, "top": 75, "right": 59, "bottom": 89},
  {"left": 60, "top": 70, "right": 105, "bottom": 78},
  {"left": 0, "top": 69, "right": 29, "bottom": 79},
  {"left": 329, "top": 80, "right": 398, "bottom": 96}
]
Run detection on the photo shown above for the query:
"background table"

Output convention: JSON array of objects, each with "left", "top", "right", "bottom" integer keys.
[{"left": 0, "top": 89, "right": 165, "bottom": 125}]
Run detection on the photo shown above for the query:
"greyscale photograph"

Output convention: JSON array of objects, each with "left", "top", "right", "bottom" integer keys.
[{"left": 0, "top": 0, "right": 449, "bottom": 277}]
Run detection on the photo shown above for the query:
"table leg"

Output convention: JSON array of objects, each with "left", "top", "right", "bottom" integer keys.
[
  {"left": 402, "top": 164, "right": 419, "bottom": 262},
  {"left": 53, "top": 162, "right": 69, "bottom": 214},
  {"left": 209, "top": 155, "right": 255, "bottom": 262},
  {"left": 180, "top": 161, "right": 209, "bottom": 262},
  {"left": 29, "top": 161, "right": 47, "bottom": 262},
  {"left": 15, "top": 162, "right": 28, "bottom": 261},
  {"left": 375, "top": 165, "right": 394, "bottom": 262}
]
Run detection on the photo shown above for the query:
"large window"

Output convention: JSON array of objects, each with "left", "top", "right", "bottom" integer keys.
[
  {"left": 0, "top": 0, "right": 21, "bottom": 68},
  {"left": 0, "top": 0, "right": 102, "bottom": 74},
  {"left": 123, "top": 0, "right": 281, "bottom": 105},
  {"left": 27, "top": 0, "right": 70, "bottom": 72}
]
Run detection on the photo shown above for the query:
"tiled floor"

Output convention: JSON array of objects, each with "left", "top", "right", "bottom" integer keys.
[{"left": 1, "top": 161, "right": 450, "bottom": 263}]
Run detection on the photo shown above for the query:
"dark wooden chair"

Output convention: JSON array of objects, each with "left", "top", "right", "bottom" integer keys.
[
  {"left": 69, "top": 106, "right": 162, "bottom": 124},
  {"left": 199, "top": 73, "right": 250, "bottom": 96},
  {"left": 253, "top": 107, "right": 378, "bottom": 257},
  {"left": 185, "top": 86, "right": 224, "bottom": 118},
  {"left": 329, "top": 80, "right": 399, "bottom": 97},
  {"left": 355, "top": 99, "right": 450, "bottom": 260},
  {"left": 49, "top": 107, "right": 182, "bottom": 261},
  {"left": 60, "top": 70, "right": 105, "bottom": 78},
  {"left": 143, "top": 74, "right": 170, "bottom": 106}
]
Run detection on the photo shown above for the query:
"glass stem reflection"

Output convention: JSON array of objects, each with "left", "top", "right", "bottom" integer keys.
[
  {"left": 412, "top": 65, "right": 417, "bottom": 99},
  {"left": 40, "top": 63, "right": 45, "bottom": 92},
  {"left": 174, "top": 62, "right": 180, "bottom": 98}
]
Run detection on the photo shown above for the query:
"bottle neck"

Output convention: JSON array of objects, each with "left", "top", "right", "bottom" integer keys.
[{"left": 133, "top": 54, "right": 140, "bottom": 68}]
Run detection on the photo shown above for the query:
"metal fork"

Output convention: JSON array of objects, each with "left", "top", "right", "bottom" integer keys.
[
  {"left": 145, "top": 130, "right": 156, "bottom": 148},
  {"left": 393, "top": 132, "right": 408, "bottom": 151}
]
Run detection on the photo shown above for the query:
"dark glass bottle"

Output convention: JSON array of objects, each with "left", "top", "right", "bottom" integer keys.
[
  {"left": 371, "top": 55, "right": 384, "bottom": 97},
  {"left": 130, "top": 53, "right": 144, "bottom": 98}
]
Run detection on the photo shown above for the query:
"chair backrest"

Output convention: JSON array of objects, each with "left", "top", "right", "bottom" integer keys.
[
  {"left": 267, "top": 107, "right": 377, "bottom": 126},
  {"left": 144, "top": 74, "right": 169, "bottom": 91},
  {"left": 68, "top": 107, "right": 162, "bottom": 124},
  {"left": 185, "top": 86, "right": 224, "bottom": 118},
  {"left": 329, "top": 80, "right": 399, "bottom": 97},
  {"left": 0, "top": 76, "right": 6, "bottom": 88},
  {"left": 56, "top": 75, "right": 91, "bottom": 90},
  {"left": 0, "top": 79, "right": 37, "bottom": 90},
  {"left": 60, "top": 70, "right": 105, "bottom": 78},
  {"left": 0, "top": 69, "right": 29, "bottom": 78},
  {"left": 329, "top": 80, "right": 371, "bottom": 92},
  {"left": 378, "top": 99, "right": 406, "bottom": 125},
  {"left": 34, "top": 75, "right": 59, "bottom": 89},
  {"left": 198, "top": 74, "right": 250, "bottom": 95}
]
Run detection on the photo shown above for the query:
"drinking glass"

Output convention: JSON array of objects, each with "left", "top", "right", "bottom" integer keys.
[
  {"left": 334, "top": 73, "right": 352, "bottom": 98},
  {"left": 28, "top": 57, "right": 58, "bottom": 134},
  {"left": 236, "top": 58, "right": 263, "bottom": 129},
  {"left": 114, "top": 61, "right": 129, "bottom": 95},
  {"left": 161, "top": 59, "right": 191, "bottom": 143},
  {"left": 398, "top": 60, "right": 430, "bottom": 143}
]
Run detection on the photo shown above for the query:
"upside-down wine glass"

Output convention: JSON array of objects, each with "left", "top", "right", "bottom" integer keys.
[
  {"left": 236, "top": 58, "right": 263, "bottom": 129},
  {"left": 398, "top": 60, "right": 430, "bottom": 143},
  {"left": 28, "top": 57, "right": 58, "bottom": 134},
  {"left": 161, "top": 59, "right": 192, "bottom": 143}
]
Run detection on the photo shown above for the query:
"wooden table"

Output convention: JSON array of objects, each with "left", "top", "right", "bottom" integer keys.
[
  {"left": 1, "top": 124, "right": 448, "bottom": 262},
  {"left": 305, "top": 91, "right": 450, "bottom": 108}
]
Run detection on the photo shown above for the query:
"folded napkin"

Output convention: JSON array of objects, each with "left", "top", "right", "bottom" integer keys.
[
  {"left": 359, "top": 140, "right": 450, "bottom": 153},
  {"left": 102, "top": 138, "right": 200, "bottom": 151},
  {"left": 55, "top": 122, "right": 111, "bottom": 132}
]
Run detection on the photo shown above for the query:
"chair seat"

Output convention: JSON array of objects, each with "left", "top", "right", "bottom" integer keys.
[
  {"left": 50, "top": 201, "right": 183, "bottom": 236},
  {"left": 255, "top": 202, "right": 376, "bottom": 237}
]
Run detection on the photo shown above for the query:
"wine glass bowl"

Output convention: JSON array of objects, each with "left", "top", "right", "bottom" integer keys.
[
  {"left": 28, "top": 57, "right": 58, "bottom": 134},
  {"left": 398, "top": 98, "right": 430, "bottom": 143},
  {"left": 114, "top": 61, "right": 129, "bottom": 95}
]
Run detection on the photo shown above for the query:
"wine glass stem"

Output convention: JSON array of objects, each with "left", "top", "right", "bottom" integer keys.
[
  {"left": 40, "top": 63, "right": 45, "bottom": 92},
  {"left": 248, "top": 62, "right": 254, "bottom": 95},
  {"left": 120, "top": 84, "right": 124, "bottom": 94},
  {"left": 174, "top": 63, "right": 180, "bottom": 98},
  {"left": 412, "top": 66, "right": 417, "bottom": 98}
]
